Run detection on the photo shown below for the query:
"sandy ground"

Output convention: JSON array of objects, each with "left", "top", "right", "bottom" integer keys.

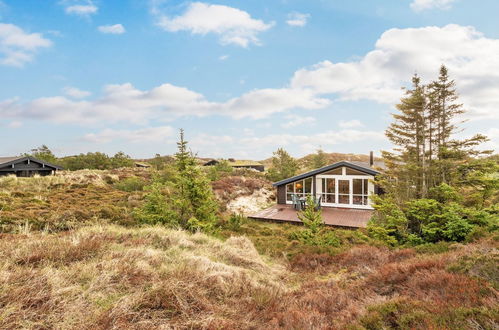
[{"left": 226, "top": 188, "right": 274, "bottom": 215}]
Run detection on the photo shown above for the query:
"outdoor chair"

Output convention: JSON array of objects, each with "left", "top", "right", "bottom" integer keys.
[
  {"left": 291, "top": 194, "right": 302, "bottom": 211},
  {"left": 314, "top": 196, "right": 322, "bottom": 211}
]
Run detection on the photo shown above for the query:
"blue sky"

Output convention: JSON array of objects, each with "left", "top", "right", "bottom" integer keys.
[{"left": 0, "top": 0, "right": 498, "bottom": 159}]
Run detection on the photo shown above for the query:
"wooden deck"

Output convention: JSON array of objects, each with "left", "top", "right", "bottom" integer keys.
[{"left": 248, "top": 204, "right": 373, "bottom": 228}]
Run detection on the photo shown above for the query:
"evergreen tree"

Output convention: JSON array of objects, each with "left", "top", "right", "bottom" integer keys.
[
  {"left": 309, "top": 148, "right": 328, "bottom": 169},
  {"left": 172, "top": 129, "right": 218, "bottom": 230},
  {"left": 25, "top": 145, "right": 58, "bottom": 164},
  {"left": 381, "top": 66, "right": 490, "bottom": 201},
  {"left": 266, "top": 148, "right": 299, "bottom": 182},
  {"left": 136, "top": 129, "right": 219, "bottom": 231}
]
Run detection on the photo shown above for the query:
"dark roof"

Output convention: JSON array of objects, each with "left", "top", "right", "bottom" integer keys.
[
  {"left": 0, "top": 156, "right": 63, "bottom": 170},
  {"left": 273, "top": 161, "right": 380, "bottom": 187}
]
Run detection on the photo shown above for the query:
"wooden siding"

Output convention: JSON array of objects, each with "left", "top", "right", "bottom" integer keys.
[{"left": 277, "top": 185, "right": 286, "bottom": 204}]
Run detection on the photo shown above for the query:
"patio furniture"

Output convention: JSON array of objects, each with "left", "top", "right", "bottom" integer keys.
[
  {"left": 291, "top": 194, "right": 302, "bottom": 210},
  {"left": 314, "top": 196, "right": 322, "bottom": 211}
]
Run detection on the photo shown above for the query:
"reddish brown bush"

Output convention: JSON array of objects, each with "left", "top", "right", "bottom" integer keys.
[{"left": 289, "top": 253, "right": 336, "bottom": 272}]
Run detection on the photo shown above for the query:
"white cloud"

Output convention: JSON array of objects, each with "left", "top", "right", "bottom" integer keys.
[
  {"left": 219, "top": 54, "right": 229, "bottom": 61},
  {"left": 155, "top": 2, "right": 274, "bottom": 47},
  {"left": 8, "top": 121, "right": 22, "bottom": 128},
  {"left": 63, "top": 86, "right": 91, "bottom": 99},
  {"left": 286, "top": 12, "right": 309, "bottom": 27},
  {"left": 0, "top": 82, "right": 328, "bottom": 124},
  {"left": 291, "top": 24, "right": 499, "bottom": 120},
  {"left": 0, "top": 23, "right": 52, "bottom": 67},
  {"left": 84, "top": 126, "right": 175, "bottom": 143},
  {"left": 98, "top": 24, "right": 126, "bottom": 34},
  {"left": 339, "top": 120, "right": 364, "bottom": 129},
  {"left": 65, "top": 4, "right": 97, "bottom": 16},
  {"left": 410, "top": 0, "right": 457, "bottom": 11},
  {"left": 1, "top": 24, "right": 498, "bottom": 137},
  {"left": 281, "top": 114, "right": 316, "bottom": 128}
]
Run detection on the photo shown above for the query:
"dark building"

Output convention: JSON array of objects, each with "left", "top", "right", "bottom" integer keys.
[
  {"left": 203, "top": 159, "right": 265, "bottom": 172},
  {"left": 0, "top": 156, "right": 63, "bottom": 177}
]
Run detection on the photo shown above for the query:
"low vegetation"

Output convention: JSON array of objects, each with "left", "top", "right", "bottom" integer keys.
[{"left": 1, "top": 69, "right": 497, "bottom": 328}]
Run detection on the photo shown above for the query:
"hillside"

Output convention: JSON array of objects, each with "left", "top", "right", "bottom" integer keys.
[
  {"left": 261, "top": 152, "right": 382, "bottom": 170},
  {"left": 0, "top": 169, "right": 497, "bottom": 328}
]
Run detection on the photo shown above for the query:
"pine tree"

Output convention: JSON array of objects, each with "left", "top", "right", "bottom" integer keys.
[
  {"left": 384, "top": 74, "right": 427, "bottom": 199},
  {"left": 309, "top": 148, "right": 328, "bottom": 169},
  {"left": 266, "top": 148, "right": 299, "bottom": 182},
  {"left": 381, "top": 66, "right": 490, "bottom": 203}
]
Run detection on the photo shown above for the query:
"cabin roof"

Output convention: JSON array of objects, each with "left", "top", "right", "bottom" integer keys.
[
  {"left": 0, "top": 156, "right": 63, "bottom": 170},
  {"left": 273, "top": 161, "right": 381, "bottom": 187}
]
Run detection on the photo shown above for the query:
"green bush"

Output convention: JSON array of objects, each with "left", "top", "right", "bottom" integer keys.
[
  {"left": 227, "top": 213, "right": 246, "bottom": 231},
  {"left": 114, "top": 176, "right": 147, "bottom": 192}
]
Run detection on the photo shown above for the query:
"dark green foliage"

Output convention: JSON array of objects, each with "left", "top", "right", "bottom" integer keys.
[
  {"left": 227, "top": 213, "right": 246, "bottom": 231},
  {"left": 290, "top": 197, "right": 340, "bottom": 247},
  {"left": 266, "top": 148, "right": 298, "bottom": 182},
  {"left": 59, "top": 151, "right": 135, "bottom": 170},
  {"left": 298, "top": 196, "right": 323, "bottom": 234},
  {"left": 206, "top": 159, "right": 233, "bottom": 181},
  {"left": 368, "top": 194, "right": 493, "bottom": 245},
  {"left": 24, "top": 145, "right": 58, "bottom": 164},
  {"left": 109, "top": 151, "right": 134, "bottom": 168},
  {"left": 134, "top": 129, "right": 218, "bottom": 232}
]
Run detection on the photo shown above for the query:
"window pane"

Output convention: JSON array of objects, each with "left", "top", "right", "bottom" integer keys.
[
  {"left": 364, "top": 179, "right": 368, "bottom": 194},
  {"left": 304, "top": 178, "right": 312, "bottom": 193},
  {"left": 295, "top": 181, "right": 303, "bottom": 194},
  {"left": 363, "top": 196, "right": 368, "bottom": 205},
  {"left": 353, "top": 179, "right": 363, "bottom": 194},
  {"left": 286, "top": 194, "right": 293, "bottom": 202},
  {"left": 323, "top": 167, "right": 342, "bottom": 175},
  {"left": 326, "top": 179, "right": 335, "bottom": 193},
  {"left": 353, "top": 195, "right": 363, "bottom": 205},
  {"left": 338, "top": 180, "right": 349, "bottom": 194},
  {"left": 326, "top": 194, "right": 335, "bottom": 203},
  {"left": 345, "top": 167, "right": 368, "bottom": 175},
  {"left": 286, "top": 183, "right": 293, "bottom": 193},
  {"left": 338, "top": 195, "right": 349, "bottom": 204}
]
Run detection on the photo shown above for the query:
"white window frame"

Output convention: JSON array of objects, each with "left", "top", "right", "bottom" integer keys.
[
  {"left": 316, "top": 167, "right": 374, "bottom": 209},
  {"left": 285, "top": 177, "right": 313, "bottom": 204}
]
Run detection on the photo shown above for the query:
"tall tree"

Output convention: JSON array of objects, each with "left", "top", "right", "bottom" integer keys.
[
  {"left": 25, "top": 145, "right": 57, "bottom": 163},
  {"left": 266, "top": 148, "right": 298, "bottom": 182},
  {"left": 380, "top": 66, "right": 490, "bottom": 203},
  {"left": 384, "top": 74, "right": 427, "bottom": 199},
  {"left": 309, "top": 148, "right": 328, "bottom": 169}
]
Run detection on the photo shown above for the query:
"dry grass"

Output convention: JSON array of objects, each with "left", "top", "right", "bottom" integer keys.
[
  {"left": 263, "top": 241, "right": 499, "bottom": 329},
  {"left": 0, "top": 169, "right": 152, "bottom": 233},
  {"left": 0, "top": 225, "right": 287, "bottom": 329}
]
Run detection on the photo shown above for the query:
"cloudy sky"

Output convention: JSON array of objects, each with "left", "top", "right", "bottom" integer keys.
[{"left": 0, "top": 0, "right": 498, "bottom": 159}]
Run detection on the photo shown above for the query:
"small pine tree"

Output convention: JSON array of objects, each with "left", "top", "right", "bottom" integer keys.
[
  {"left": 298, "top": 196, "right": 323, "bottom": 233},
  {"left": 266, "top": 148, "right": 298, "bottom": 182}
]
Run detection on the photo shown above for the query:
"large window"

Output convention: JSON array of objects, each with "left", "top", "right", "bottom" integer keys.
[
  {"left": 353, "top": 178, "right": 369, "bottom": 205},
  {"left": 321, "top": 178, "right": 336, "bottom": 203},
  {"left": 286, "top": 178, "right": 312, "bottom": 202}
]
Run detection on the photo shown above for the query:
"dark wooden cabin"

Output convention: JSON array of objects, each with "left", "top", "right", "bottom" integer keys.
[{"left": 0, "top": 156, "right": 63, "bottom": 177}]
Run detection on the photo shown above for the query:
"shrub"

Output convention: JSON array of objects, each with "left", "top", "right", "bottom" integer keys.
[
  {"left": 298, "top": 196, "right": 323, "bottom": 234},
  {"left": 443, "top": 216, "right": 474, "bottom": 241},
  {"left": 114, "top": 176, "right": 147, "bottom": 192},
  {"left": 227, "top": 213, "right": 246, "bottom": 231}
]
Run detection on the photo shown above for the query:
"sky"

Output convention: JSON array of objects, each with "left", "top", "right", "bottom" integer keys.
[{"left": 0, "top": 0, "right": 498, "bottom": 160}]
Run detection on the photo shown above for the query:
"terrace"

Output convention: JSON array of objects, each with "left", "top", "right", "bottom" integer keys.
[{"left": 248, "top": 204, "right": 373, "bottom": 228}]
